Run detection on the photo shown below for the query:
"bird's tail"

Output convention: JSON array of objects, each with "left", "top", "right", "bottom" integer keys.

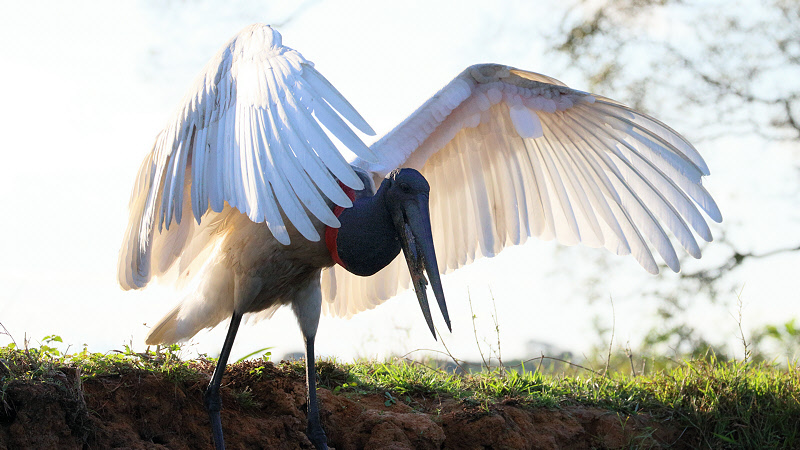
[{"left": 145, "top": 262, "right": 235, "bottom": 345}]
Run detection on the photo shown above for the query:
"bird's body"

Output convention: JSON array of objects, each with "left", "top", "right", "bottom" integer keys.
[
  {"left": 144, "top": 206, "right": 332, "bottom": 344},
  {"left": 118, "top": 24, "right": 721, "bottom": 449}
]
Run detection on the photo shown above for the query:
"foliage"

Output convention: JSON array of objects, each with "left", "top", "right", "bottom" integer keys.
[
  {"left": 2, "top": 335, "right": 799, "bottom": 448},
  {"left": 752, "top": 319, "right": 800, "bottom": 362},
  {"left": 553, "top": 0, "right": 800, "bottom": 143},
  {"left": 0, "top": 335, "right": 203, "bottom": 385},
  {"left": 235, "top": 346, "right": 272, "bottom": 364},
  {"left": 332, "top": 356, "right": 800, "bottom": 448}
]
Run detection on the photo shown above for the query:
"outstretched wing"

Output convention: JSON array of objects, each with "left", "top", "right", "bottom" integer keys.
[
  {"left": 321, "top": 64, "right": 721, "bottom": 318},
  {"left": 119, "top": 24, "right": 375, "bottom": 290}
]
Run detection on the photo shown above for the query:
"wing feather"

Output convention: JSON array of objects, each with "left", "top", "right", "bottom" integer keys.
[
  {"left": 324, "top": 63, "right": 721, "bottom": 316},
  {"left": 547, "top": 125, "right": 604, "bottom": 246},
  {"left": 118, "top": 24, "right": 374, "bottom": 290}
]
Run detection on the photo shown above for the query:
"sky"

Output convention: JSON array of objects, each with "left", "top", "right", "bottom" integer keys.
[{"left": 0, "top": 0, "right": 797, "bottom": 364}]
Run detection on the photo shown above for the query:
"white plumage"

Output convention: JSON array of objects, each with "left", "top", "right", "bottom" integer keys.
[
  {"left": 119, "top": 24, "right": 721, "bottom": 342},
  {"left": 118, "top": 24, "right": 721, "bottom": 449},
  {"left": 321, "top": 65, "right": 721, "bottom": 318},
  {"left": 118, "top": 24, "right": 375, "bottom": 291},
  {"left": 119, "top": 24, "right": 722, "bottom": 337}
]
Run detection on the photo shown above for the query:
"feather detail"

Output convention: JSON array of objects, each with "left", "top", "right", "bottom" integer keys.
[
  {"left": 119, "top": 24, "right": 374, "bottom": 289},
  {"left": 328, "top": 63, "right": 720, "bottom": 316}
]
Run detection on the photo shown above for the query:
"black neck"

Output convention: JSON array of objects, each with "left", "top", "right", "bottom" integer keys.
[{"left": 335, "top": 183, "right": 401, "bottom": 276}]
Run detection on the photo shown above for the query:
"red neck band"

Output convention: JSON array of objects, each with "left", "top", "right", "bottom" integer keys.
[{"left": 325, "top": 183, "right": 356, "bottom": 268}]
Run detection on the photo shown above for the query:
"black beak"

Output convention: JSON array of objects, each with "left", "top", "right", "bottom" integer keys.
[{"left": 391, "top": 193, "right": 451, "bottom": 339}]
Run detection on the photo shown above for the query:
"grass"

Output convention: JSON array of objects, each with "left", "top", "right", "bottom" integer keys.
[
  {"left": 258, "top": 352, "right": 800, "bottom": 448},
  {"left": 0, "top": 339, "right": 205, "bottom": 386},
  {"left": 1, "top": 338, "right": 798, "bottom": 448}
]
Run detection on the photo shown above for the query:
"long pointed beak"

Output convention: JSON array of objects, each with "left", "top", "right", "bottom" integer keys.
[{"left": 392, "top": 194, "right": 450, "bottom": 339}]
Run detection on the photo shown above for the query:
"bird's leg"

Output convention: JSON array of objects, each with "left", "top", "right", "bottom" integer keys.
[
  {"left": 304, "top": 336, "right": 328, "bottom": 449},
  {"left": 205, "top": 311, "right": 243, "bottom": 450},
  {"left": 292, "top": 278, "right": 327, "bottom": 449}
]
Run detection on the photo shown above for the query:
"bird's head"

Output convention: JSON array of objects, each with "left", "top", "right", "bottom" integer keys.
[{"left": 384, "top": 169, "right": 451, "bottom": 338}]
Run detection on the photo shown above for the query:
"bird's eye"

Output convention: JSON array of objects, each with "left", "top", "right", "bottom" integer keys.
[{"left": 399, "top": 182, "right": 412, "bottom": 193}]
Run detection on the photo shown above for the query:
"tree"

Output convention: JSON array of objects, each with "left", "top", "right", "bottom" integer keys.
[
  {"left": 548, "top": 0, "right": 800, "bottom": 359},
  {"left": 554, "top": 0, "right": 800, "bottom": 143}
]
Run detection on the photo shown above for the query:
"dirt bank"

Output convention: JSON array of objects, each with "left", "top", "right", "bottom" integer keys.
[{"left": 0, "top": 360, "right": 692, "bottom": 449}]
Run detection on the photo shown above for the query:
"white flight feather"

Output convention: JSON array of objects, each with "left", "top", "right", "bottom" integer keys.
[
  {"left": 118, "top": 24, "right": 375, "bottom": 290},
  {"left": 119, "top": 32, "right": 721, "bottom": 327},
  {"left": 325, "top": 63, "right": 721, "bottom": 317}
]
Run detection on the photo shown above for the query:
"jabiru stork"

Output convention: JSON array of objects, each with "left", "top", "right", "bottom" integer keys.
[{"left": 118, "top": 24, "right": 721, "bottom": 450}]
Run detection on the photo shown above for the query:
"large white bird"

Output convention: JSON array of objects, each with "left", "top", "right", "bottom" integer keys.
[{"left": 118, "top": 24, "right": 721, "bottom": 449}]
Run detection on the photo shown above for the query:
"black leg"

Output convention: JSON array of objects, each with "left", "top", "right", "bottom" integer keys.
[
  {"left": 305, "top": 336, "right": 328, "bottom": 449},
  {"left": 205, "top": 312, "right": 243, "bottom": 450}
]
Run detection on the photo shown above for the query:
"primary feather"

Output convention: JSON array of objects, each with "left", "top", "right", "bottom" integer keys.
[
  {"left": 118, "top": 24, "right": 376, "bottom": 291},
  {"left": 117, "top": 29, "right": 720, "bottom": 335},
  {"left": 118, "top": 27, "right": 721, "bottom": 450},
  {"left": 322, "top": 64, "right": 721, "bottom": 318}
]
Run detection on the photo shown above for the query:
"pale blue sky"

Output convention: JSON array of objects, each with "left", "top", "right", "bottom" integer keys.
[{"left": 0, "top": 0, "right": 796, "bottom": 363}]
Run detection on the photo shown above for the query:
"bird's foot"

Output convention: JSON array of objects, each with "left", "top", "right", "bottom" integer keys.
[
  {"left": 204, "top": 387, "right": 226, "bottom": 449},
  {"left": 306, "top": 424, "right": 328, "bottom": 449}
]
